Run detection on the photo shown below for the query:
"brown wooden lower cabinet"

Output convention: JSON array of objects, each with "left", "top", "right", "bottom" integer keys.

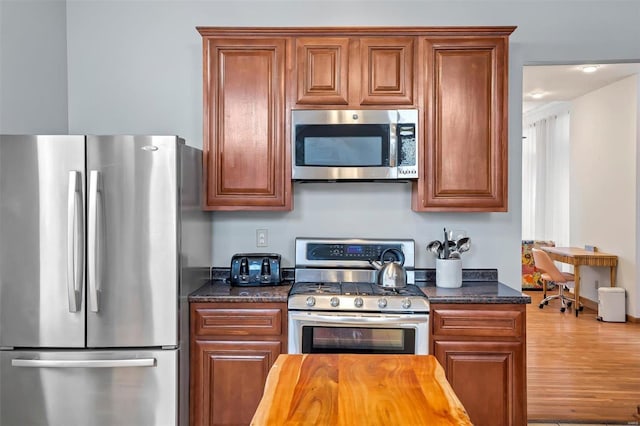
[
  {"left": 190, "top": 303, "right": 287, "bottom": 426},
  {"left": 190, "top": 301, "right": 525, "bottom": 425},
  {"left": 430, "top": 304, "right": 527, "bottom": 426}
]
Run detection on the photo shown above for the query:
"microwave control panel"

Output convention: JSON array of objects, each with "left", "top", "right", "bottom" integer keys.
[{"left": 396, "top": 123, "right": 417, "bottom": 177}]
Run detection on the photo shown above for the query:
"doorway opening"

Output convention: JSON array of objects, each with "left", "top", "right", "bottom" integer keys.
[{"left": 521, "top": 62, "right": 640, "bottom": 291}]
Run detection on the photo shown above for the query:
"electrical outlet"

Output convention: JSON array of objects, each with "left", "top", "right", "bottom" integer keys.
[{"left": 256, "top": 229, "right": 268, "bottom": 247}]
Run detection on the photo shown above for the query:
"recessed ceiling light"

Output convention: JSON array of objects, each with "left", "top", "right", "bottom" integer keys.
[
  {"left": 530, "top": 92, "right": 545, "bottom": 99},
  {"left": 580, "top": 65, "right": 600, "bottom": 73}
]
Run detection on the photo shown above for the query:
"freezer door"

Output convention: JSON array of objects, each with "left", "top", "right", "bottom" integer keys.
[
  {"left": 0, "top": 349, "right": 178, "bottom": 426},
  {"left": 86, "top": 136, "right": 179, "bottom": 348},
  {"left": 0, "top": 135, "right": 86, "bottom": 348}
]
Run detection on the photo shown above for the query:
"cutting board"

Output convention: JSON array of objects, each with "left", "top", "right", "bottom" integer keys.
[{"left": 251, "top": 354, "right": 472, "bottom": 425}]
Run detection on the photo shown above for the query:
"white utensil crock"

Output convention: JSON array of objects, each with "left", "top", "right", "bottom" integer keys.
[{"left": 436, "top": 258, "right": 462, "bottom": 288}]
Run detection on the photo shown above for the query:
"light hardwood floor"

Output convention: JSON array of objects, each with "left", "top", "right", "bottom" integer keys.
[{"left": 525, "top": 290, "right": 640, "bottom": 424}]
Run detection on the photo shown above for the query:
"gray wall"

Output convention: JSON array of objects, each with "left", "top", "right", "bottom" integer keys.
[
  {"left": 0, "top": 0, "right": 68, "bottom": 133},
  {"left": 3, "top": 1, "right": 640, "bottom": 289}
]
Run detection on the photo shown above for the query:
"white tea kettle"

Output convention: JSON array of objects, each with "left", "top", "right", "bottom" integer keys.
[{"left": 369, "top": 248, "right": 407, "bottom": 288}]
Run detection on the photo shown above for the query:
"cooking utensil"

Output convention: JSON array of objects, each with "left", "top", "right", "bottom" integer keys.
[
  {"left": 369, "top": 248, "right": 407, "bottom": 288},
  {"left": 426, "top": 240, "right": 442, "bottom": 258},
  {"left": 456, "top": 237, "right": 471, "bottom": 253},
  {"left": 441, "top": 240, "right": 457, "bottom": 259},
  {"left": 447, "top": 240, "right": 456, "bottom": 249},
  {"left": 443, "top": 228, "right": 449, "bottom": 259},
  {"left": 449, "top": 251, "right": 461, "bottom": 259},
  {"left": 448, "top": 229, "right": 467, "bottom": 242}
]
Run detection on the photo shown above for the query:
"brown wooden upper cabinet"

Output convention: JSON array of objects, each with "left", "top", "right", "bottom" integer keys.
[
  {"left": 412, "top": 31, "right": 512, "bottom": 212},
  {"left": 295, "top": 36, "right": 415, "bottom": 107},
  {"left": 198, "top": 32, "right": 291, "bottom": 211},
  {"left": 198, "top": 27, "right": 514, "bottom": 212}
]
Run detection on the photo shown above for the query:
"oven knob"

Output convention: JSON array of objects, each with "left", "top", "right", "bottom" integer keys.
[
  {"left": 378, "top": 298, "right": 388, "bottom": 309},
  {"left": 330, "top": 297, "right": 340, "bottom": 307},
  {"left": 354, "top": 297, "right": 364, "bottom": 308},
  {"left": 402, "top": 298, "right": 412, "bottom": 309},
  {"left": 306, "top": 296, "right": 316, "bottom": 307}
]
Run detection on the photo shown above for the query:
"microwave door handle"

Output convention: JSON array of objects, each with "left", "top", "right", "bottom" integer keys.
[
  {"left": 389, "top": 123, "right": 398, "bottom": 168},
  {"left": 66, "top": 171, "right": 84, "bottom": 312}
]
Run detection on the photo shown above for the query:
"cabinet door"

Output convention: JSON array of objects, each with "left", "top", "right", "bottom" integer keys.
[
  {"left": 359, "top": 37, "right": 414, "bottom": 105},
  {"left": 296, "top": 37, "right": 350, "bottom": 105},
  {"left": 414, "top": 36, "right": 508, "bottom": 211},
  {"left": 202, "top": 38, "right": 290, "bottom": 210},
  {"left": 433, "top": 341, "right": 525, "bottom": 426},
  {"left": 191, "top": 340, "right": 281, "bottom": 426}
]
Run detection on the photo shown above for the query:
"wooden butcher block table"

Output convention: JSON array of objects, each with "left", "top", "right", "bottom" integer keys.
[{"left": 251, "top": 354, "right": 472, "bottom": 426}]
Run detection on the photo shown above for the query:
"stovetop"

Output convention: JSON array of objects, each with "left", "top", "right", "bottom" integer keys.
[
  {"left": 289, "top": 238, "right": 428, "bottom": 313},
  {"left": 290, "top": 282, "right": 425, "bottom": 297},
  {"left": 288, "top": 281, "right": 429, "bottom": 313}
]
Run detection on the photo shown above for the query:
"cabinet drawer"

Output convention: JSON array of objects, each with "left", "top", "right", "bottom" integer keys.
[
  {"left": 432, "top": 305, "right": 524, "bottom": 338},
  {"left": 193, "top": 308, "right": 283, "bottom": 338}
]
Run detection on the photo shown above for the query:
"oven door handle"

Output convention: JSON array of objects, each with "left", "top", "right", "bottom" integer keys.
[{"left": 290, "top": 313, "right": 428, "bottom": 325}]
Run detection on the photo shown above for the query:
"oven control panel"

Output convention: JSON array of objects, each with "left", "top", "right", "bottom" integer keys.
[
  {"left": 295, "top": 238, "right": 415, "bottom": 270},
  {"left": 307, "top": 243, "right": 402, "bottom": 261}
]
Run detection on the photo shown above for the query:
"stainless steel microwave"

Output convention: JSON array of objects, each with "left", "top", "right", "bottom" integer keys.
[{"left": 292, "top": 109, "right": 418, "bottom": 181}]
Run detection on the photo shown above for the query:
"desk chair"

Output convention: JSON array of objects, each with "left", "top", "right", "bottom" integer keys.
[{"left": 531, "top": 248, "right": 581, "bottom": 313}]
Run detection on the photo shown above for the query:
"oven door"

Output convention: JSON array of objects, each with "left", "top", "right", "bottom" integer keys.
[{"left": 288, "top": 311, "right": 429, "bottom": 355}]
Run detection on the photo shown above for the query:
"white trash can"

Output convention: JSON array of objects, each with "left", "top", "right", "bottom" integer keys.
[{"left": 597, "top": 287, "right": 626, "bottom": 322}]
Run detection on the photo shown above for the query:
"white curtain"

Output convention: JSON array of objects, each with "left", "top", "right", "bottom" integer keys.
[{"left": 522, "top": 107, "right": 571, "bottom": 247}]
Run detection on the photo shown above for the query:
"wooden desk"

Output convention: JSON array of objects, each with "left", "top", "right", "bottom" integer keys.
[
  {"left": 251, "top": 354, "right": 472, "bottom": 426},
  {"left": 540, "top": 246, "right": 618, "bottom": 316}
]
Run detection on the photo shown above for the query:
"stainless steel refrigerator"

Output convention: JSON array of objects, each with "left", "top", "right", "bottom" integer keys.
[{"left": 0, "top": 135, "right": 211, "bottom": 425}]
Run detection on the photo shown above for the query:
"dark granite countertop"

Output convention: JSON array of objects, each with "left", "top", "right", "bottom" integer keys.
[
  {"left": 415, "top": 268, "right": 530, "bottom": 304},
  {"left": 189, "top": 280, "right": 291, "bottom": 303},
  {"left": 417, "top": 281, "right": 530, "bottom": 304},
  {"left": 188, "top": 268, "right": 530, "bottom": 305},
  {"left": 188, "top": 267, "right": 293, "bottom": 303}
]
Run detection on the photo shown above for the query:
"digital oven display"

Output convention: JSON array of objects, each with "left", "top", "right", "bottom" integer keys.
[{"left": 346, "top": 245, "right": 363, "bottom": 254}]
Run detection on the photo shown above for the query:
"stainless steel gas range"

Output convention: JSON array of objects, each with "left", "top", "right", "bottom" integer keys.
[{"left": 288, "top": 238, "right": 429, "bottom": 354}]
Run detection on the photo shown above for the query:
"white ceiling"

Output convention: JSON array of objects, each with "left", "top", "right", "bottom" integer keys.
[{"left": 522, "top": 63, "right": 640, "bottom": 113}]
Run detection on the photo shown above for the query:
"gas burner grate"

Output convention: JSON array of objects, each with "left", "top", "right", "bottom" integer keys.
[
  {"left": 341, "top": 282, "right": 375, "bottom": 296},
  {"left": 289, "top": 282, "right": 341, "bottom": 296},
  {"left": 290, "top": 282, "right": 426, "bottom": 298},
  {"left": 375, "top": 286, "right": 425, "bottom": 297}
]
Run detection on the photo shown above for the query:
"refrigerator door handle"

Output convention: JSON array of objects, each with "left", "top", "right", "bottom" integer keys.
[
  {"left": 88, "top": 170, "right": 101, "bottom": 312},
  {"left": 66, "top": 171, "right": 84, "bottom": 312},
  {"left": 11, "top": 358, "right": 156, "bottom": 368}
]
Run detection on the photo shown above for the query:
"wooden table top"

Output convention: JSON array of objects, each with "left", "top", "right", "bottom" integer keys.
[
  {"left": 251, "top": 354, "right": 472, "bottom": 426},
  {"left": 540, "top": 246, "right": 618, "bottom": 265}
]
